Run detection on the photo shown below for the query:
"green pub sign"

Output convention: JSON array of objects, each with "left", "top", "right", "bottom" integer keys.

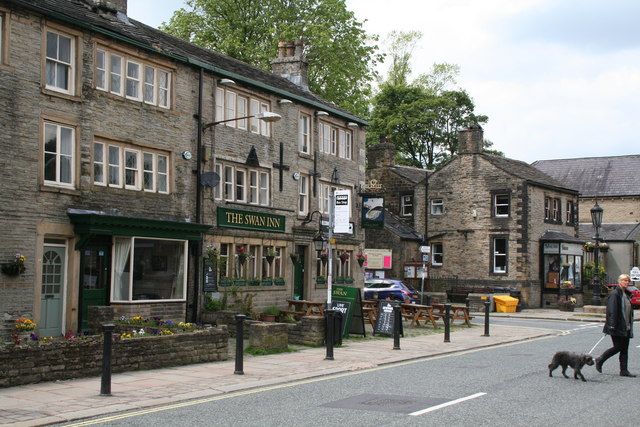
[{"left": 217, "top": 207, "right": 286, "bottom": 233}]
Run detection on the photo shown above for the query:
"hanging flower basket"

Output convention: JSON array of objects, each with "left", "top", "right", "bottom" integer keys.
[
  {"left": 265, "top": 248, "right": 278, "bottom": 265},
  {"left": 356, "top": 253, "right": 366, "bottom": 267},
  {"left": 236, "top": 248, "right": 247, "bottom": 266},
  {"left": 338, "top": 251, "right": 349, "bottom": 264},
  {"left": 265, "top": 255, "right": 275, "bottom": 265},
  {"left": 583, "top": 242, "right": 595, "bottom": 252},
  {"left": 598, "top": 243, "right": 609, "bottom": 253},
  {"left": 2, "top": 253, "right": 26, "bottom": 276},
  {"left": 319, "top": 252, "right": 328, "bottom": 266},
  {"left": 290, "top": 253, "right": 301, "bottom": 264}
]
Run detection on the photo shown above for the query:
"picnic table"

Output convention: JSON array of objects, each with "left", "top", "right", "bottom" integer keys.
[
  {"left": 284, "top": 299, "right": 325, "bottom": 318},
  {"left": 362, "top": 299, "right": 379, "bottom": 327},
  {"left": 431, "top": 303, "right": 474, "bottom": 327},
  {"left": 400, "top": 303, "right": 438, "bottom": 327}
]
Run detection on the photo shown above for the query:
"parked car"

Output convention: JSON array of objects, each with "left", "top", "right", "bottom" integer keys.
[
  {"left": 364, "top": 279, "right": 420, "bottom": 303},
  {"left": 605, "top": 284, "right": 640, "bottom": 308}
]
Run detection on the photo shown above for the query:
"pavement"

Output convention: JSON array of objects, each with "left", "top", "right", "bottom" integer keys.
[{"left": 0, "top": 308, "right": 613, "bottom": 426}]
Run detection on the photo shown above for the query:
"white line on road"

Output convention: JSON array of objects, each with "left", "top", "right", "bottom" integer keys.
[{"left": 409, "top": 392, "right": 487, "bottom": 416}]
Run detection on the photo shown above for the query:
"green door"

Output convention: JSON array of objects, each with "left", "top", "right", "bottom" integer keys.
[
  {"left": 79, "top": 246, "right": 110, "bottom": 332},
  {"left": 40, "top": 245, "right": 66, "bottom": 337},
  {"left": 293, "top": 246, "right": 305, "bottom": 300}
]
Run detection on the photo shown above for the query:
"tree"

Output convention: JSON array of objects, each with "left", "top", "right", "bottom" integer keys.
[{"left": 161, "top": 0, "right": 382, "bottom": 117}]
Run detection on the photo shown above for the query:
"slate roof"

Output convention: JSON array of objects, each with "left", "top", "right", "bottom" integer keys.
[
  {"left": 531, "top": 155, "right": 640, "bottom": 198},
  {"left": 10, "top": 0, "right": 365, "bottom": 124},
  {"left": 578, "top": 222, "right": 640, "bottom": 242},
  {"left": 390, "top": 165, "right": 430, "bottom": 184},
  {"left": 383, "top": 210, "right": 422, "bottom": 241},
  {"left": 539, "top": 230, "right": 583, "bottom": 243},
  {"left": 480, "top": 153, "right": 578, "bottom": 194}
]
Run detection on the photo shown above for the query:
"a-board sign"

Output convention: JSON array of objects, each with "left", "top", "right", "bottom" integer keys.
[
  {"left": 203, "top": 265, "right": 216, "bottom": 292},
  {"left": 331, "top": 285, "right": 366, "bottom": 337},
  {"left": 330, "top": 300, "right": 351, "bottom": 337},
  {"left": 373, "top": 300, "right": 403, "bottom": 336},
  {"left": 630, "top": 267, "right": 640, "bottom": 281}
]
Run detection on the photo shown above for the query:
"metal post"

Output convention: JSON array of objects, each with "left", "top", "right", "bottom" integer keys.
[
  {"left": 465, "top": 297, "right": 470, "bottom": 310},
  {"left": 393, "top": 305, "right": 401, "bottom": 350},
  {"left": 592, "top": 239, "right": 602, "bottom": 306},
  {"left": 325, "top": 309, "right": 335, "bottom": 360},
  {"left": 234, "top": 314, "right": 245, "bottom": 375},
  {"left": 444, "top": 303, "right": 451, "bottom": 342},
  {"left": 482, "top": 300, "right": 490, "bottom": 337},
  {"left": 100, "top": 323, "right": 115, "bottom": 396}
]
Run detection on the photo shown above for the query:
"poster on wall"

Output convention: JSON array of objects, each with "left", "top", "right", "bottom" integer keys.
[
  {"left": 362, "top": 196, "right": 384, "bottom": 229},
  {"left": 364, "top": 249, "right": 392, "bottom": 269}
]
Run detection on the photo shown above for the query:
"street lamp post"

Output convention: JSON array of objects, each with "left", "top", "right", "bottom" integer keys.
[{"left": 590, "top": 202, "right": 604, "bottom": 306}]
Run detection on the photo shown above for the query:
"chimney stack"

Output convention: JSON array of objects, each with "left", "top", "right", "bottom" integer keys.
[
  {"left": 457, "top": 125, "right": 484, "bottom": 154},
  {"left": 84, "top": 0, "right": 127, "bottom": 15},
  {"left": 367, "top": 135, "right": 396, "bottom": 169},
  {"left": 271, "top": 40, "right": 309, "bottom": 90}
]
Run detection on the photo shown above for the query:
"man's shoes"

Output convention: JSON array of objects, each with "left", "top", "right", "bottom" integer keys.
[
  {"left": 620, "top": 371, "right": 637, "bottom": 377},
  {"left": 595, "top": 358, "right": 603, "bottom": 373}
]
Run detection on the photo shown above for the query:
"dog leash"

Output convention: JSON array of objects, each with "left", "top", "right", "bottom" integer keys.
[{"left": 588, "top": 335, "right": 606, "bottom": 355}]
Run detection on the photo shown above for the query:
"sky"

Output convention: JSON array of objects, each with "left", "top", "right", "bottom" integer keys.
[{"left": 127, "top": 0, "right": 640, "bottom": 164}]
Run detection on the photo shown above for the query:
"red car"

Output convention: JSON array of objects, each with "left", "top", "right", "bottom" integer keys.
[{"left": 606, "top": 284, "right": 640, "bottom": 308}]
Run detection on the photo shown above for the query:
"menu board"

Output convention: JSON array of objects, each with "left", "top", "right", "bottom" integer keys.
[{"left": 373, "top": 301, "right": 403, "bottom": 337}]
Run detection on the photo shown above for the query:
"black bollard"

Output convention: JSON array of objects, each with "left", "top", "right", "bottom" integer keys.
[
  {"left": 100, "top": 323, "right": 115, "bottom": 396},
  {"left": 465, "top": 297, "right": 470, "bottom": 310},
  {"left": 234, "top": 314, "right": 246, "bottom": 375},
  {"left": 393, "top": 304, "right": 401, "bottom": 350},
  {"left": 325, "top": 309, "right": 335, "bottom": 360},
  {"left": 482, "top": 300, "right": 490, "bottom": 337},
  {"left": 334, "top": 311, "right": 343, "bottom": 347},
  {"left": 425, "top": 294, "right": 431, "bottom": 306},
  {"left": 444, "top": 303, "right": 451, "bottom": 343}
]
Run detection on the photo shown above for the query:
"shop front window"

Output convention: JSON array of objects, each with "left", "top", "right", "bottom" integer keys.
[{"left": 112, "top": 237, "right": 187, "bottom": 301}]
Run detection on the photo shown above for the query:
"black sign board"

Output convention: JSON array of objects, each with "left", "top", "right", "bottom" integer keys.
[
  {"left": 330, "top": 300, "right": 351, "bottom": 337},
  {"left": 203, "top": 265, "right": 217, "bottom": 292},
  {"left": 373, "top": 301, "right": 403, "bottom": 337}
]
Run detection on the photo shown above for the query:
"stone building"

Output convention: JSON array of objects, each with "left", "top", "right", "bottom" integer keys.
[
  {"left": 363, "top": 139, "right": 429, "bottom": 288},
  {"left": 0, "top": 0, "right": 366, "bottom": 339},
  {"left": 426, "top": 127, "right": 581, "bottom": 308},
  {"left": 532, "top": 155, "right": 640, "bottom": 282}
]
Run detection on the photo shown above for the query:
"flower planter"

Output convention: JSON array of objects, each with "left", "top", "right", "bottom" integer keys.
[
  {"left": 248, "top": 279, "right": 260, "bottom": 286},
  {"left": 335, "top": 277, "right": 345, "bottom": 284},
  {"left": 274, "top": 279, "right": 285, "bottom": 286},
  {"left": 344, "top": 277, "right": 354, "bottom": 284},
  {"left": 357, "top": 258, "right": 365, "bottom": 267},
  {"left": 218, "top": 278, "right": 232, "bottom": 287},
  {"left": 559, "top": 305, "right": 574, "bottom": 312},
  {"left": 1, "top": 263, "right": 25, "bottom": 276},
  {"left": 261, "top": 279, "right": 273, "bottom": 286},
  {"left": 234, "top": 279, "right": 246, "bottom": 287},
  {"left": 315, "top": 277, "right": 326, "bottom": 285}
]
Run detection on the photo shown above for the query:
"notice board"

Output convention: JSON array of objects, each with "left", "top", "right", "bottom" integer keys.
[
  {"left": 331, "top": 285, "right": 366, "bottom": 337},
  {"left": 329, "top": 300, "right": 351, "bottom": 338},
  {"left": 373, "top": 300, "right": 403, "bottom": 337}
]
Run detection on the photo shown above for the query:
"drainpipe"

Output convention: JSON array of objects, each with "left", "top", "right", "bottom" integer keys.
[{"left": 192, "top": 68, "right": 204, "bottom": 323}]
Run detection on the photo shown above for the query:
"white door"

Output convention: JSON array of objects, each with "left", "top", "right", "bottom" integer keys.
[{"left": 40, "top": 245, "right": 66, "bottom": 336}]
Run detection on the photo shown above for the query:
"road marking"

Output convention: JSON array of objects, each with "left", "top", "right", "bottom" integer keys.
[
  {"left": 64, "top": 336, "right": 554, "bottom": 426},
  {"left": 409, "top": 392, "right": 487, "bottom": 416}
]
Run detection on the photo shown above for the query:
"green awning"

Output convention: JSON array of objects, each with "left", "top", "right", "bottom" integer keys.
[{"left": 68, "top": 210, "right": 210, "bottom": 249}]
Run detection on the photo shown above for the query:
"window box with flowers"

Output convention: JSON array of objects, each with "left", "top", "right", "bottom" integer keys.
[
  {"left": 274, "top": 277, "right": 285, "bottom": 286},
  {"left": 2, "top": 253, "right": 26, "bottom": 276},
  {"left": 315, "top": 275, "right": 326, "bottom": 285},
  {"left": 261, "top": 278, "right": 273, "bottom": 286},
  {"left": 219, "top": 277, "right": 232, "bottom": 287}
]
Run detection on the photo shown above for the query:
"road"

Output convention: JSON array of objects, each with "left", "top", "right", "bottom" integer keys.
[{"left": 61, "top": 319, "right": 638, "bottom": 427}]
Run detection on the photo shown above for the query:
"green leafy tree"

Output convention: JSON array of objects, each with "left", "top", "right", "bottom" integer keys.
[{"left": 161, "top": 0, "right": 382, "bottom": 117}]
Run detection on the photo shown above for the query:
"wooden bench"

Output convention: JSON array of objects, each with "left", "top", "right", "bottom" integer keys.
[{"left": 284, "top": 299, "right": 325, "bottom": 318}]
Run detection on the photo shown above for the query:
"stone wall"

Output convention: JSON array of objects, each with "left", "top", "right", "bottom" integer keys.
[
  {"left": 0, "top": 328, "right": 228, "bottom": 388},
  {"left": 287, "top": 316, "right": 325, "bottom": 346}
]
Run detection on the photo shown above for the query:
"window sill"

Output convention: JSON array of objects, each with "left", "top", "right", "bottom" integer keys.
[{"left": 39, "top": 184, "right": 80, "bottom": 196}]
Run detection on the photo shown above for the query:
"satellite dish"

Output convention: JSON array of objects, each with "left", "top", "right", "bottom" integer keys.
[{"left": 201, "top": 172, "right": 220, "bottom": 188}]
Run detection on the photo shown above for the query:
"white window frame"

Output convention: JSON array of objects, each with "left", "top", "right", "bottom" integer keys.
[
  {"left": 250, "top": 99, "right": 260, "bottom": 133},
  {"left": 235, "top": 168, "right": 247, "bottom": 202},
  {"left": 95, "top": 49, "right": 107, "bottom": 91},
  {"left": 215, "top": 88, "right": 225, "bottom": 122},
  {"left": 249, "top": 170, "right": 259, "bottom": 204},
  {"left": 320, "top": 123, "right": 331, "bottom": 154},
  {"left": 158, "top": 70, "right": 170, "bottom": 109},
  {"left": 299, "top": 174, "right": 309, "bottom": 215},
  {"left": 43, "top": 121, "right": 75, "bottom": 188},
  {"left": 214, "top": 163, "right": 222, "bottom": 199},
  {"left": 224, "top": 165, "right": 234, "bottom": 201},
  {"left": 109, "top": 53, "right": 123, "bottom": 96},
  {"left": 157, "top": 154, "right": 168, "bottom": 194},
  {"left": 143, "top": 65, "right": 155, "bottom": 104},
  {"left": 345, "top": 131, "right": 352, "bottom": 160},
  {"left": 143, "top": 152, "right": 155, "bottom": 192},
  {"left": 225, "top": 90, "right": 237, "bottom": 127},
  {"left": 259, "top": 171, "right": 269, "bottom": 205},
  {"left": 125, "top": 60, "right": 142, "bottom": 100},
  {"left": 93, "top": 142, "right": 106, "bottom": 186},
  {"left": 566, "top": 200, "right": 574, "bottom": 224},
  {"left": 299, "top": 114, "right": 310, "bottom": 153},
  {"left": 338, "top": 129, "right": 346, "bottom": 158},
  {"left": 260, "top": 103, "right": 271, "bottom": 136},
  {"left": 492, "top": 237, "right": 508, "bottom": 274},
  {"left": 124, "top": 149, "right": 140, "bottom": 190},
  {"left": 45, "top": 30, "right": 75, "bottom": 95},
  {"left": 494, "top": 193, "right": 510, "bottom": 217},
  {"left": 431, "top": 198, "right": 444, "bottom": 215},
  {"left": 107, "top": 145, "right": 122, "bottom": 187},
  {"left": 401, "top": 194, "right": 413, "bottom": 217},
  {"left": 552, "top": 198, "right": 561, "bottom": 222},
  {"left": 431, "top": 243, "right": 443, "bottom": 266},
  {"left": 237, "top": 96, "right": 248, "bottom": 130}
]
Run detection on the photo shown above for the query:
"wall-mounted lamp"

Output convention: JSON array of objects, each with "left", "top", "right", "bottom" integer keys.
[
  {"left": 316, "top": 111, "right": 329, "bottom": 117},
  {"left": 347, "top": 122, "right": 359, "bottom": 128},
  {"left": 278, "top": 99, "right": 293, "bottom": 104},
  {"left": 218, "top": 78, "right": 236, "bottom": 86},
  {"left": 202, "top": 111, "right": 281, "bottom": 132}
]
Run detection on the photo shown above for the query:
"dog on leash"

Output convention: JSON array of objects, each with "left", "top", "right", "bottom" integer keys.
[{"left": 548, "top": 351, "right": 594, "bottom": 382}]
